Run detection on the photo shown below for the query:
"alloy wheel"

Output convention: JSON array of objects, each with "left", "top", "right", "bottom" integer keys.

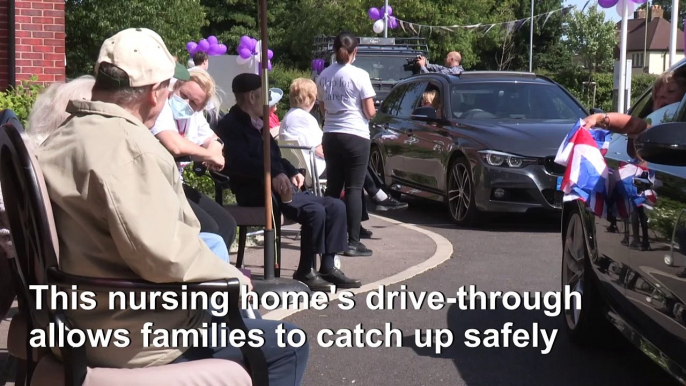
[
  {"left": 370, "top": 149, "right": 384, "bottom": 183},
  {"left": 563, "top": 213, "right": 585, "bottom": 329},
  {"left": 448, "top": 162, "right": 472, "bottom": 222}
]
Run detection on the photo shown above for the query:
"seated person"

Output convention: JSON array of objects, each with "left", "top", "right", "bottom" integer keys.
[
  {"left": 268, "top": 87, "right": 282, "bottom": 138},
  {"left": 35, "top": 28, "right": 307, "bottom": 384},
  {"left": 421, "top": 89, "right": 442, "bottom": 119},
  {"left": 216, "top": 73, "right": 361, "bottom": 290},
  {"left": 279, "top": 78, "right": 408, "bottom": 237},
  {"left": 151, "top": 67, "right": 238, "bottom": 254}
]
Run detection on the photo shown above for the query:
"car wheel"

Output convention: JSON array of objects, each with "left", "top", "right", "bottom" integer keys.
[
  {"left": 562, "top": 211, "right": 608, "bottom": 345},
  {"left": 447, "top": 157, "right": 478, "bottom": 226},
  {"left": 370, "top": 146, "right": 400, "bottom": 200}
]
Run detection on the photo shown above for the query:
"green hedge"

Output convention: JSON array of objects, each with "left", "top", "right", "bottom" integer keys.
[
  {"left": 542, "top": 68, "right": 658, "bottom": 112},
  {"left": 0, "top": 77, "right": 44, "bottom": 126}
]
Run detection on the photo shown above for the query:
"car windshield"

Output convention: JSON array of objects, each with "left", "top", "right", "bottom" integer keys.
[
  {"left": 353, "top": 55, "right": 414, "bottom": 82},
  {"left": 450, "top": 82, "right": 587, "bottom": 121}
]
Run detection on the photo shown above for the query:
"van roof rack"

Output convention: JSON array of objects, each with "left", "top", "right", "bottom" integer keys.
[{"left": 312, "top": 35, "right": 428, "bottom": 59}]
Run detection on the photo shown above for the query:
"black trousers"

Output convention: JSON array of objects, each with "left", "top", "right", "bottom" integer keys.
[
  {"left": 322, "top": 132, "right": 370, "bottom": 245},
  {"left": 279, "top": 193, "right": 348, "bottom": 272},
  {"left": 184, "top": 184, "right": 237, "bottom": 250}
]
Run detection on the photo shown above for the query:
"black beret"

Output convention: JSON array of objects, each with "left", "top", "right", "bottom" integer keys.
[{"left": 232, "top": 73, "right": 262, "bottom": 94}]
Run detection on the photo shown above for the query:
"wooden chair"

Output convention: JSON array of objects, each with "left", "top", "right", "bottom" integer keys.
[{"left": 0, "top": 123, "right": 266, "bottom": 386}]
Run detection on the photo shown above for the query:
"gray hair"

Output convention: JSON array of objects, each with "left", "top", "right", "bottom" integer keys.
[{"left": 26, "top": 75, "right": 95, "bottom": 147}]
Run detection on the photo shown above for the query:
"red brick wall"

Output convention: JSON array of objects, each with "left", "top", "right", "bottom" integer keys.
[
  {"left": 0, "top": 0, "right": 9, "bottom": 90},
  {"left": 0, "top": 0, "right": 65, "bottom": 90}
]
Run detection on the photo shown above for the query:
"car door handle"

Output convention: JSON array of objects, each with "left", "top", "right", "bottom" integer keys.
[{"left": 633, "top": 177, "right": 653, "bottom": 190}]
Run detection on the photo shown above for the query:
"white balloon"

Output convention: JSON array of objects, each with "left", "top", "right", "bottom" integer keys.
[
  {"left": 373, "top": 19, "right": 385, "bottom": 34},
  {"left": 236, "top": 56, "right": 250, "bottom": 66},
  {"left": 616, "top": 0, "right": 634, "bottom": 18}
]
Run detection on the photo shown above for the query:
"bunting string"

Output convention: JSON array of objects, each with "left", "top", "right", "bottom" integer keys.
[{"left": 390, "top": 2, "right": 589, "bottom": 36}]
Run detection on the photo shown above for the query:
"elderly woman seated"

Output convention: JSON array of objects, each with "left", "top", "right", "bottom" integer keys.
[{"left": 279, "top": 78, "right": 407, "bottom": 239}]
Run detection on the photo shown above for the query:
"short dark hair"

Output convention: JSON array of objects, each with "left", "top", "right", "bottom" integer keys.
[
  {"left": 193, "top": 51, "right": 209, "bottom": 66},
  {"left": 333, "top": 31, "right": 358, "bottom": 64}
]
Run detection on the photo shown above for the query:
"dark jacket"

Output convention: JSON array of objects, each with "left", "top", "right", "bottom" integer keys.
[{"left": 216, "top": 105, "right": 298, "bottom": 206}]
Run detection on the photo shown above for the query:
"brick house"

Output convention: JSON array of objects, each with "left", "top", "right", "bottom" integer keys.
[{"left": 0, "top": 0, "right": 66, "bottom": 90}]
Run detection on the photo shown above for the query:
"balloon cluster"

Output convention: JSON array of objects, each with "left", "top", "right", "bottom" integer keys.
[
  {"left": 186, "top": 36, "right": 227, "bottom": 56},
  {"left": 368, "top": 5, "right": 398, "bottom": 34},
  {"left": 235, "top": 35, "right": 273, "bottom": 71},
  {"left": 312, "top": 59, "right": 325, "bottom": 74},
  {"left": 598, "top": 0, "right": 647, "bottom": 18}
]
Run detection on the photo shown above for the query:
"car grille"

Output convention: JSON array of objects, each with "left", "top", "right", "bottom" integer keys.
[{"left": 543, "top": 156, "right": 565, "bottom": 176}]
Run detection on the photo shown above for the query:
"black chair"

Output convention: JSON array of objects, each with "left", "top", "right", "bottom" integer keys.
[{"left": 0, "top": 123, "right": 268, "bottom": 386}]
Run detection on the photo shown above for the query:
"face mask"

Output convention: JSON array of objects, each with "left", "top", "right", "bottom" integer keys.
[{"left": 170, "top": 94, "right": 194, "bottom": 120}]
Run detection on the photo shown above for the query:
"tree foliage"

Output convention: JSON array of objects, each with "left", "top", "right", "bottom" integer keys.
[
  {"left": 65, "top": 0, "right": 208, "bottom": 77},
  {"left": 564, "top": 5, "right": 617, "bottom": 72}
]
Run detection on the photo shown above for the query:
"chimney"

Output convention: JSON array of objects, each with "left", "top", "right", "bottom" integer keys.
[
  {"left": 651, "top": 4, "right": 664, "bottom": 20},
  {"left": 635, "top": 8, "right": 646, "bottom": 19}
]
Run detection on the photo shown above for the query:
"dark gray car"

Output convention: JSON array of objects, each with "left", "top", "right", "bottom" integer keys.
[{"left": 368, "top": 71, "right": 591, "bottom": 226}]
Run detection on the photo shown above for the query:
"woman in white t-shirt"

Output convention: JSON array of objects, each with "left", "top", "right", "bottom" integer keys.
[
  {"left": 316, "top": 31, "right": 377, "bottom": 257},
  {"left": 151, "top": 68, "right": 237, "bottom": 253}
]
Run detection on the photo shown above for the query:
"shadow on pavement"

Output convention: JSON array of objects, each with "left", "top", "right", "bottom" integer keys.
[
  {"left": 371, "top": 196, "right": 561, "bottom": 234},
  {"left": 401, "top": 304, "right": 679, "bottom": 385}
]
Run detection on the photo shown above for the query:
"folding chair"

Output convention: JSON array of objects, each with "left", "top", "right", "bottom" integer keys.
[{"left": 277, "top": 140, "right": 326, "bottom": 197}]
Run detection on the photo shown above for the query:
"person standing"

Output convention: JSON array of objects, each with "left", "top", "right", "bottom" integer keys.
[{"left": 317, "top": 31, "right": 376, "bottom": 257}]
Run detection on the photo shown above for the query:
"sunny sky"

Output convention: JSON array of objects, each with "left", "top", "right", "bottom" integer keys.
[{"left": 563, "top": 0, "right": 622, "bottom": 22}]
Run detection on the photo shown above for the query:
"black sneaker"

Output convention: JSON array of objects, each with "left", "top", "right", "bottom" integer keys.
[
  {"left": 320, "top": 267, "right": 362, "bottom": 288},
  {"left": 360, "top": 226, "right": 373, "bottom": 239},
  {"left": 375, "top": 197, "right": 408, "bottom": 211},
  {"left": 293, "top": 269, "right": 334, "bottom": 291},
  {"left": 344, "top": 242, "right": 373, "bottom": 257}
]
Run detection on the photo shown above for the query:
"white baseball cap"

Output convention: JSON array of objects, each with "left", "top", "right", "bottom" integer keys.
[{"left": 94, "top": 28, "right": 189, "bottom": 88}]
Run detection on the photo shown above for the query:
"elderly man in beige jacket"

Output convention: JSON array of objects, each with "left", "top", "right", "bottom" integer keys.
[{"left": 35, "top": 28, "right": 309, "bottom": 385}]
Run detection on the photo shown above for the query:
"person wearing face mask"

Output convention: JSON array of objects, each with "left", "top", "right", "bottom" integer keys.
[
  {"left": 32, "top": 28, "right": 312, "bottom": 375},
  {"left": 216, "top": 73, "right": 362, "bottom": 291},
  {"left": 316, "top": 31, "right": 377, "bottom": 257},
  {"left": 151, "top": 67, "right": 238, "bottom": 255}
]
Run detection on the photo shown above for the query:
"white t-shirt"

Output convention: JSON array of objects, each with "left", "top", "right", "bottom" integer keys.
[
  {"left": 316, "top": 62, "right": 376, "bottom": 139},
  {"left": 151, "top": 100, "right": 215, "bottom": 179},
  {"left": 279, "top": 108, "right": 327, "bottom": 177}
]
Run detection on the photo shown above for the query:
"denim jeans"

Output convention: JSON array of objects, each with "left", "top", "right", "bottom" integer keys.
[{"left": 200, "top": 232, "right": 230, "bottom": 264}]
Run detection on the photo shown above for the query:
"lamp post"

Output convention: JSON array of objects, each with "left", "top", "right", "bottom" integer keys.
[
  {"left": 670, "top": 0, "right": 679, "bottom": 66},
  {"left": 529, "top": 0, "right": 534, "bottom": 72},
  {"left": 384, "top": 0, "right": 389, "bottom": 37}
]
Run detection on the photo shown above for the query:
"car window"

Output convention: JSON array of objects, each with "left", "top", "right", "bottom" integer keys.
[
  {"left": 450, "top": 82, "right": 586, "bottom": 120},
  {"left": 415, "top": 81, "right": 444, "bottom": 117},
  {"left": 396, "top": 81, "right": 429, "bottom": 118},
  {"left": 380, "top": 84, "right": 407, "bottom": 116}
]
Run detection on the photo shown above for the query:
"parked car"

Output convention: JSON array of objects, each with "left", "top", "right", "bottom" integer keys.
[
  {"left": 561, "top": 59, "right": 686, "bottom": 384},
  {"left": 368, "top": 71, "right": 594, "bottom": 226}
]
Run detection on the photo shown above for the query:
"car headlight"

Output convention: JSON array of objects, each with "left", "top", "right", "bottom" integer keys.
[{"left": 478, "top": 150, "right": 537, "bottom": 168}]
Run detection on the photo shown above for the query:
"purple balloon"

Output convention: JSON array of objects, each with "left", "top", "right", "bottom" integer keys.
[
  {"left": 631, "top": 0, "right": 647, "bottom": 3},
  {"left": 267, "top": 49, "right": 273, "bottom": 60},
  {"left": 240, "top": 35, "right": 252, "bottom": 50},
  {"left": 207, "top": 44, "right": 220, "bottom": 55},
  {"left": 197, "top": 39, "right": 210, "bottom": 52},
  {"left": 597, "top": 0, "right": 619, "bottom": 7},
  {"left": 381, "top": 5, "right": 393, "bottom": 16},
  {"left": 186, "top": 41, "right": 197, "bottom": 53},
  {"left": 268, "top": 60, "right": 272, "bottom": 71},
  {"left": 368, "top": 7, "right": 380, "bottom": 21},
  {"left": 389, "top": 16, "right": 398, "bottom": 29},
  {"left": 208, "top": 36, "right": 218, "bottom": 45},
  {"left": 217, "top": 44, "right": 227, "bottom": 55},
  {"left": 239, "top": 47, "right": 252, "bottom": 59},
  {"left": 250, "top": 38, "right": 258, "bottom": 52}
]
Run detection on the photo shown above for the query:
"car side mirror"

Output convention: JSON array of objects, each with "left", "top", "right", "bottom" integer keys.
[
  {"left": 590, "top": 107, "right": 604, "bottom": 114},
  {"left": 411, "top": 106, "right": 437, "bottom": 121},
  {"left": 634, "top": 122, "right": 686, "bottom": 166}
]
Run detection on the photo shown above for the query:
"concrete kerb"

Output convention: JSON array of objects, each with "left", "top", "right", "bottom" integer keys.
[{"left": 261, "top": 213, "right": 454, "bottom": 321}]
